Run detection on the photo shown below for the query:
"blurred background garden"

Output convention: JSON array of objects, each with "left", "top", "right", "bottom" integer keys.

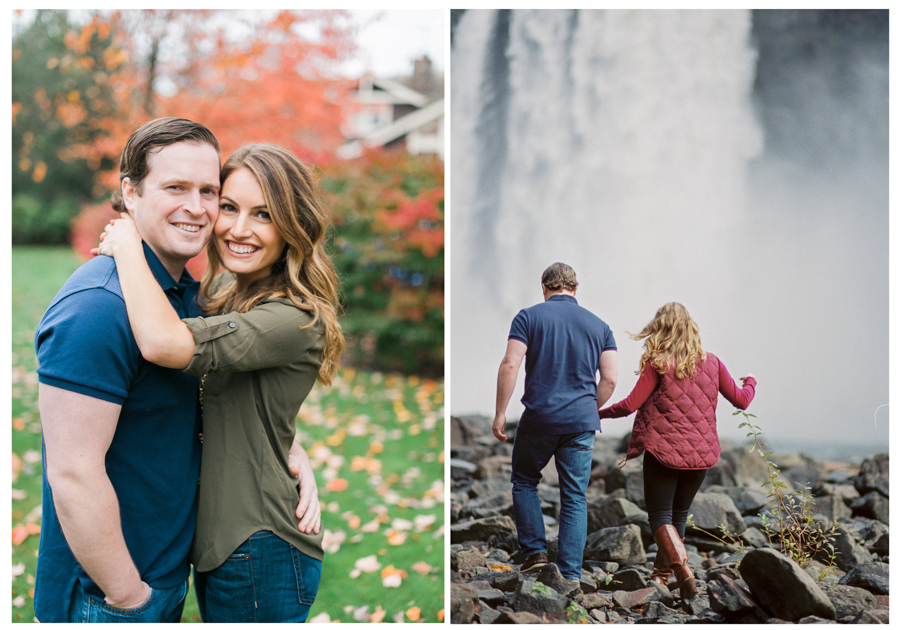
[{"left": 12, "top": 9, "right": 444, "bottom": 623}]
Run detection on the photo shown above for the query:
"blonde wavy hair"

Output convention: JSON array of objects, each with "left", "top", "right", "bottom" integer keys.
[
  {"left": 630, "top": 302, "right": 706, "bottom": 379},
  {"left": 199, "top": 143, "right": 345, "bottom": 385}
]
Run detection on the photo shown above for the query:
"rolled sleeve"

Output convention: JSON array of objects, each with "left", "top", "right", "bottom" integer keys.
[{"left": 181, "top": 301, "right": 324, "bottom": 376}]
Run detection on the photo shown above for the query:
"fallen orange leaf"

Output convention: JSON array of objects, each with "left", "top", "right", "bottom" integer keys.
[
  {"left": 13, "top": 417, "right": 25, "bottom": 431},
  {"left": 386, "top": 530, "right": 407, "bottom": 546},
  {"left": 12, "top": 524, "right": 29, "bottom": 545},
  {"left": 370, "top": 606, "right": 386, "bottom": 623},
  {"left": 406, "top": 606, "right": 421, "bottom": 621},
  {"left": 412, "top": 561, "right": 432, "bottom": 575},
  {"left": 326, "top": 478, "right": 349, "bottom": 492},
  {"left": 437, "top": 609, "right": 445, "bottom": 622},
  {"left": 26, "top": 524, "right": 40, "bottom": 535},
  {"left": 370, "top": 441, "right": 384, "bottom": 454}
]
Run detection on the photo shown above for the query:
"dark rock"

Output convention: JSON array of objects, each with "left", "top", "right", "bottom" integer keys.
[
  {"left": 849, "top": 492, "right": 889, "bottom": 525},
  {"left": 720, "top": 485, "right": 769, "bottom": 516},
  {"left": 739, "top": 526, "right": 771, "bottom": 549},
  {"left": 688, "top": 492, "right": 747, "bottom": 535},
  {"left": 581, "top": 592, "right": 614, "bottom": 610},
  {"left": 838, "top": 561, "right": 889, "bottom": 595},
  {"left": 719, "top": 444, "right": 771, "bottom": 487},
  {"left": 708, "top": 573, "right": 769, "bottom": 622},
  {"left": 494, "top": 609, "right": 548, "bottom": 623},
  {"left": 451, "top": 582, "right": 479, "bottom": 624},
  {"left": 450, "top": 458, "right": 478, "bottom": 479},
  {"left": 851, "top": 609, "right": 888, "bottom": 624},
  {"left": 459, "top": 494, "right": 514, "bottom": 521},
  {"left": 476, "top": 606, "right": 501, "bottom": 624},
  {"left": 451, "top": 515, "right": 518, "bottom": 550},
  {"left": 476, "top": 454, "right": 512, "bottom": 480},
  {"left": 590, "top": 608, "right": 607, "bottom": 622},
  {"left": 607, "top": 567, "right": 647, "bottom": 591},
  {"left": 853, "top": 453, "right": 889, "bottom": 497},
  {"left": 587, "top": 496, "right": 648, "bottom": 533},
  {"left": 739, "top": 547, "right": 836, "bottom": 621},
  {"left": 680, "top": 593, "right": 711, "bottom": 616},
  {"left": 588, "top": 560, "right": 620, "bottom": 574},
  {"left": 818, "top": 583, "right": 877, "bottom": 619},
  {"left": 857, "top": 519, "right": 889, "bottom": 544},
  {"left": 642, "top": 600, "right": 683, "bottom": 621},
  {"left": 577, "top": 572, "right": 598, "bottom": 594},
  {"left": 625, "top": 469, "right": 646, "bottom": 508},
  {"left": 452, "top": 444, "right": 492, "bottom": 465},
  {"left": 477, "top": 587, "right": 506, "bottom": 605},
  {"left": 511, "top": 578, "right": 568, "bottom": 620},
  {"left": 534, "top": 563, "right": 580, "bottom": 600},
  {"left": 484, "top": 547, "right": 512, "bottom": 564},
  {"left": 457, "top": 547, "right": 487, "bottom": 570},
  {"left": 612, "top": 584, "right": 673, "bottom": 610},
  {"left": 796, "top": 615, "right": 834, "bottom": 623},
  {"left": 813, "top": 495, "right": 853, "bottom": 521},
  {"left": 824, "top": 525, "right": 875, "bottom": 572},
  {"left": 488, "top": 571, "right": 522, "bottom": 592},
  {"left": 813, "top": 481, "right": 860, "bottom": 504},
  {"left": 451, "top": 415, "right": 493, "bottom": 447},
  {"left": 871, "top": 533, "right": 889, "bottom": 557},
  {"left": 584, "top": 524, "right": 646, "bottom": 566},
  {"left": 468, "top": 476, "right": 513, "bottom": 498}
]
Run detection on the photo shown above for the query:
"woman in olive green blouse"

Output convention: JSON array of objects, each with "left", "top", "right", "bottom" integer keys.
[{"left": 96, "top": 143, "right": 345, "bottom": 622}]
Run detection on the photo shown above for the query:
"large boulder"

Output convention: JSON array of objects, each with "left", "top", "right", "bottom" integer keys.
[
  {"left": 587, "top": 497, "right": 648, "bottom": 533},
  {"left": 688, "top": 492, "right": 747, "bottom": 535},
  {"left": 451, "top": 515, "right": 518, "bottom": 552},
  {"left": 511, "top": 578, "right": 568, "bottom": 621},
  {"left": 584, "top": 524, "right": 646, "bottom": 567},
  {"left": 451, "top": 415, "right": 493, "bottom": 447},
  {"left": 852, "top": 453, "right": 889, "bottom": 497},
  {"left": 739, "top": 548, "right": 836, "bottom": 621}
]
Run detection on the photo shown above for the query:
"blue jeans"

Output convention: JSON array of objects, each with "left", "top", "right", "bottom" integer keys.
[
  {"left": 67, "top": 577, "right": 188, "bottom": 622},
  {"left": 194, "top": 530, "right": 322, "bottom": 622},
  {"left": 511, "top": 429, "right": 595, "bottom": 580}
]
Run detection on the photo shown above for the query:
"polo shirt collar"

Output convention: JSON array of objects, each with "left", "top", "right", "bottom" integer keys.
[
  {"left": 548, "top": 294, "right": 578, "bottom": 305},
  {"left": 142, "top": 242, "right": 199, "bottom": 297}
]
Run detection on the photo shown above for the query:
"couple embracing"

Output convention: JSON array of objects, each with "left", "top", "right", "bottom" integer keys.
[
  {"left": 35, "top": 117, "right": 343, "bottom": 622},
  {"left": 493, "top": 263, "right": 756, "bottom": 600}
]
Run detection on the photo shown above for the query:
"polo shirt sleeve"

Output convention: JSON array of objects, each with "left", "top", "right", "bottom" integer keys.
[
  {"left": 508, "top": 309, "right": 529, "bottom": 346},
  {"left": 35, "top": 288, "right": 140, "bottom": 405},
  {"left": 181, "top": 302, "right": 324, "bottom": 376},
  {"left": 603, "top": 325, "right": 617, "bottom": 352}
]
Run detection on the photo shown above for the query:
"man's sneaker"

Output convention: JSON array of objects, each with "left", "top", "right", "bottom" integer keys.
[{"left": 520, "top": 552, "right": 549, "bottom": 573}]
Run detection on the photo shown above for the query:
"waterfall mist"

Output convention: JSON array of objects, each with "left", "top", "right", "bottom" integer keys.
[{"left": 450, "top": 9, "right": 888, "bottom": 457}]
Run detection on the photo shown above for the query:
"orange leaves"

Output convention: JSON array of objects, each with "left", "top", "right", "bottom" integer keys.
[
  {"left": 325, "top": 478, "right": 349, "bottom": 492},
  {"left": 375, "top": 187, "right": 444, "bottom": 258},
  {"left": 411, "top": 561, "right": 433, "bottom": 575},
  {"left": 405, "top": 606, "right": 421, "bottom": 621},
  {"left": 369, "top": 606, "right": 387, "bottom": 623},
  {"left": 380, "top": 565, "right": 408, "bottom": 587},
  {"left": 12, "top": 523, "right": 40, "bottom": 546}
]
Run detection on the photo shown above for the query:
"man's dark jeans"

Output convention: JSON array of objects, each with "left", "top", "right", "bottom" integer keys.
[{"left": 511, "top": 429, "right": 595, "bottom": 580}]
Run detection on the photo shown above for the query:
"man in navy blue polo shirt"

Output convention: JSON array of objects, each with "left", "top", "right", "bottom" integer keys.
[
  {"left": 34, "top": 118, "right": 222, "bottom": 622},
  {"left": 493, "top": 262, "right": 618, "bottom": 582}
]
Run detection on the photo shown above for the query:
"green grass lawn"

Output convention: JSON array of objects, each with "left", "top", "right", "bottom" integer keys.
[{"left": 11, "top": 246, "right": 444, "bottom": 623}]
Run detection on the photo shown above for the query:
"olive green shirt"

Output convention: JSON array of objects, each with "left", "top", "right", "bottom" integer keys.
[{"left": 182, "top": 292, "right": 325, "bottom": 572}]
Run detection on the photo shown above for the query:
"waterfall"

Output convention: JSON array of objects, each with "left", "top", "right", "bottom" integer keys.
[
  {"left": 451, "top": 9, "right": 763, "bottom": 420},
  {"left": 450, "top": 9, "right": 889, "bottom": 454}
]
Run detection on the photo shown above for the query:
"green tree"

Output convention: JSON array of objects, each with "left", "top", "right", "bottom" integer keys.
[{"left": 12, "top": 10, "right": 123, "bottom": 243}]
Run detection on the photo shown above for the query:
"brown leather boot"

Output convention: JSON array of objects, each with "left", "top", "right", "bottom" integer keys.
[
  {"left": 649, "top": 546, "right": 673, "bottom": 586},
  {"left": 653, "top": 525, "right": 699, "bottom": 598}
]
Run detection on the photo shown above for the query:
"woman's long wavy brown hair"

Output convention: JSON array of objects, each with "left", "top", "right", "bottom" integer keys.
[
  {"left": 630, "top": 302, "right": 706, "bottom": 379},
  {"left": 199, "top": 143, "right": 345, "bottom": 384}
]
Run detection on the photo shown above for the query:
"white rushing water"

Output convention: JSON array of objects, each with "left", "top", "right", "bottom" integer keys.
[{"left": 450, "top": 9, "right": 889, "bottom": 453}]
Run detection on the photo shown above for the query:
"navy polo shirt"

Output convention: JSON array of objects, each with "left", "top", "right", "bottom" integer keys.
[
  {"left": 34, "top": 243, "right": 202, "bottom": 622},
  {"left": 509, "top": 294, "right": 616, "bottom": 435}
]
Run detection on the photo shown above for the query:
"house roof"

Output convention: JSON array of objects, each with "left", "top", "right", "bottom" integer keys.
[{"left": 354, "top": 75, "right": 429, "bottom": 108}]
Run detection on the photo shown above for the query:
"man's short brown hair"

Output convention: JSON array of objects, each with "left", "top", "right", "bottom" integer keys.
[
  {"left": 541, "top": 262, "right": 578, "bottom": 292},
  {"left": 110, "top": 117, "right": 219, "bottom": 212}
]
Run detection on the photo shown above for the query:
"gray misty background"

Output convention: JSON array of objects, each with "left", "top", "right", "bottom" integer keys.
[{"left": 449, "top": 9, "right": 888, "bottom": 460}]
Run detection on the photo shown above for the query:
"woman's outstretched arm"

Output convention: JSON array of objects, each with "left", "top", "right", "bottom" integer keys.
[
  {"left": 94, "top": 214, "right": 196, "bottom": 369},
  {"left": 598, "top": 362, "right": 659, "bottom": 418},
  {"left": 719, "top": 360, "right": 756, "bottom": 409}
]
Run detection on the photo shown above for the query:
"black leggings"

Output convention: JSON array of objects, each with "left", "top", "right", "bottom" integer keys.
[{"left": 643, "top": 451, "right": 707, "bottom": 539}]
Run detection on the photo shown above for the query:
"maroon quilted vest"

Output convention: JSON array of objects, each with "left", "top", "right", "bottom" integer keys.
[{"left": 626, "top": 353, "right": 722, "bottom": 470}]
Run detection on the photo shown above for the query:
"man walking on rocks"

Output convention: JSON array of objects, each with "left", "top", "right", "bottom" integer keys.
[{"left": 493, "top": 262, "right": 618, "bottom": 581}]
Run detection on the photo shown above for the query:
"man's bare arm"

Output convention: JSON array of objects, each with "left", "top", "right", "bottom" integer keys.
[
  {"left": 597, "top": 349, "right": 618, "bottom": 408},
  {"left": 493, "top": 339, "right": 527, "bottom": 442},
  {"left": 40, "top": 383, "right": 151, "bottom": 609}
]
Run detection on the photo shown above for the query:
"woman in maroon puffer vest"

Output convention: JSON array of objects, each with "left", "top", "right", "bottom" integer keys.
[{"left": 598, "top": 302, "right": 756, "bottom": 599}]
